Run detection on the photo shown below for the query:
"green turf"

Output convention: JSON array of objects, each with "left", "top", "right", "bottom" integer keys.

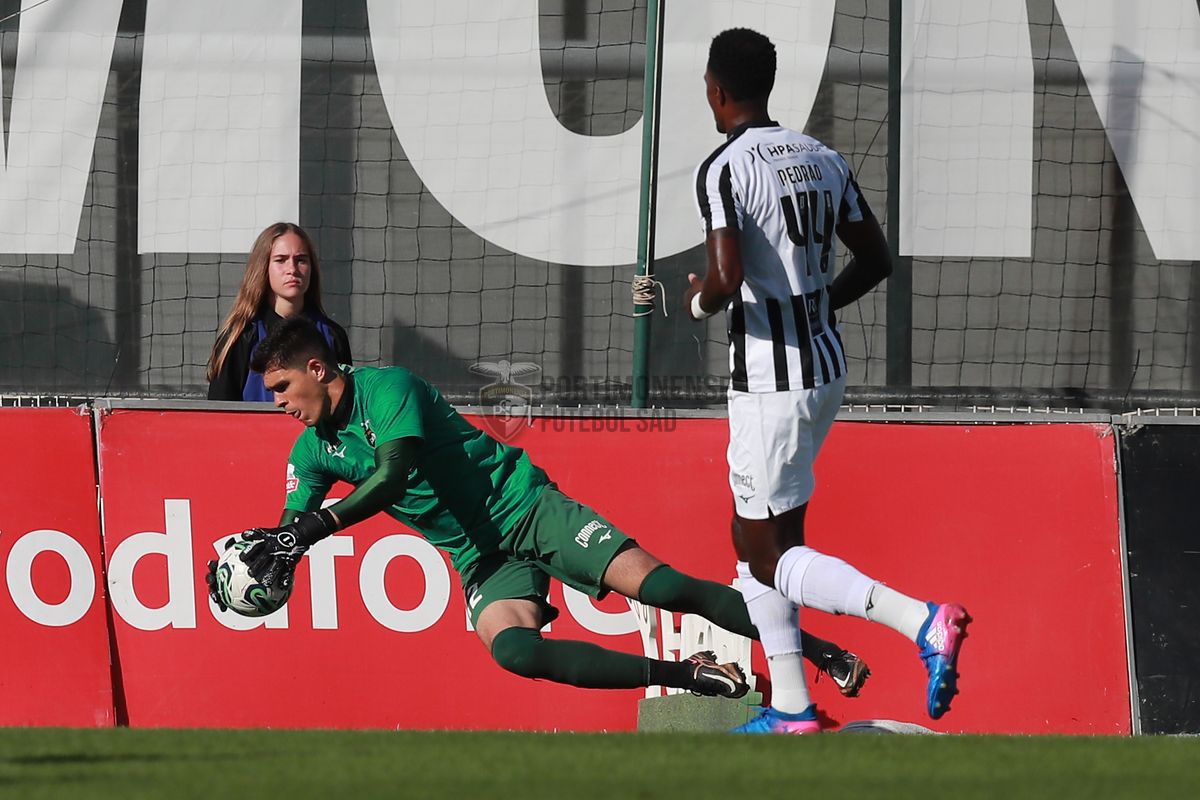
[{"left": 0, "top": 728, "right": 1197, "bottom": 800}]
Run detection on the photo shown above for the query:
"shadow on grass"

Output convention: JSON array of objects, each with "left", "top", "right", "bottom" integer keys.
[{"left": 1, "top": 752, "right": 250, "bottom": 766}]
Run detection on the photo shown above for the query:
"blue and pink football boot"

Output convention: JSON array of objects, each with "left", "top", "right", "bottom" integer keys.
[
  {"left": 916, "top": 601, "right": 972, "bottom": 719},
  {"left": 732, "top": 704, "right": 821, "bottom": 734}
]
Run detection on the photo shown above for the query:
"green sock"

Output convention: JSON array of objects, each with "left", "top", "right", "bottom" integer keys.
[
  {"left": 800, "top": 630, "right": 841, "bottom": 665},
  {"left": 491, "top": 627, "right": 657, "bottom": 689},
  {"left": 636, "top": 564, "right": 758, "bottom": 640}
]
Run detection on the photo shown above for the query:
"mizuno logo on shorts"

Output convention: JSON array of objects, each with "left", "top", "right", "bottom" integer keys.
[
  {"left": 575, "top": 519, "right": 606, "bottom": 548},
  {"left": 732, "top": 472, "right": 756, "bottom": 494}
]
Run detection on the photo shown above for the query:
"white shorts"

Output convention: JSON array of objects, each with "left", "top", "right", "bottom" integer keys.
[{"left": 726, "top": 377, "right": 846, "bottom": 520}]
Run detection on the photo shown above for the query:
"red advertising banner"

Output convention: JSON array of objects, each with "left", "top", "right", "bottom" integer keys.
[
  {"left": 0, "top": 408, "right": 115, "bottom": 727},
  {"left": 502, "top": 416, "right": 1131, "bottom": 735},
  {"left": 96, "top": 408, "right": 1129, "bottom": 733}
]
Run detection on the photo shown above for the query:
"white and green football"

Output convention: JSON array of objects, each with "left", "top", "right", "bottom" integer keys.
[{"left": 214, "top": 538, "right": 291, "bottom": 617}]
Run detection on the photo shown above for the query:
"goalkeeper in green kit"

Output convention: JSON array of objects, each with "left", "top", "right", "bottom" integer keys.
[{"left": 205, "top": 317, "right": 870, "bottom": 699}]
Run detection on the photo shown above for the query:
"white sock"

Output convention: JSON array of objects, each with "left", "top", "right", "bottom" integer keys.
[
  {"left": 736, "top": 561, "right": 810, "bottom": 714},
  {"left": 766, "top": 653, "right": 812, "bottom": 714},
  {"left": 773, "top": 545, "right": 875, "bottom": 618},
  {"left": 736, "top": 561, "right": 801, "bottom": 655},
  {"left": 865, "top": 582, "right": 930, "bottom": 642}
]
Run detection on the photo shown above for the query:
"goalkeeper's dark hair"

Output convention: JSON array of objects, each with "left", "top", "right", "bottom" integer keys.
[
  {"left": 250, "top": 316, "right": 335, "bottom": 374},
  {"left": 708, "top": 28, "right": 776, "bottom": 101}
]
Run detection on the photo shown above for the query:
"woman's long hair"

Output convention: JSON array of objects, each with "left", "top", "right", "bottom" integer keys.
[{"left": 206, "top": 222, "right": 328, "bottom": 382}]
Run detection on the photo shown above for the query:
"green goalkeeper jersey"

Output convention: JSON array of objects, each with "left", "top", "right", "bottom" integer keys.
[{"left": 284, "top": 365, "right": 550, "bottom": 572}]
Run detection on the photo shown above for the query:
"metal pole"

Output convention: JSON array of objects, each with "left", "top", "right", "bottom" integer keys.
[
  {"left": 1106, "top": 45, "right": 1140, "bottom": 397},
  {"left": 558, "top": 4, "right": 587, "bottom": 388},
  {"left": 113, "top": 2, "right": 147, "bottom": 393},
  {"left": 631, "top": 0, "right": 663, "bottom": 408},
  {"left": 886, "top": 0, "right": 913, "bottom": 387}
]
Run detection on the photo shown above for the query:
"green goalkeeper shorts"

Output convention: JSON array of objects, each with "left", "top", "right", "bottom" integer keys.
[{"left": 458, "top": 486, "right": 635, "bottom": 628}]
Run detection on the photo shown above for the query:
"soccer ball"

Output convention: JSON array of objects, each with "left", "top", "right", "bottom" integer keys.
[{"left": 213, "top": 538, "right": 291, "bottom": 617}]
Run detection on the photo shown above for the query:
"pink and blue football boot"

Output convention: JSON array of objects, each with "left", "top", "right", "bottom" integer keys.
[
  {"left": 916, "top": 601, "right": 972, "bottom": 719},
  {"left": 731, "top": 703, "right": 821, "bottom": 734}
]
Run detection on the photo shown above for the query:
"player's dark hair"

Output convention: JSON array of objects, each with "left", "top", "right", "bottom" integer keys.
[
  {"left": 707, "top": 28, "right": 776, "bottom": 101},
  {"left": 250, "top": 316, "right": 334, "bottom": 374}
]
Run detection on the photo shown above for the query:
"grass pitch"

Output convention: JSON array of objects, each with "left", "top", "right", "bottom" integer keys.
[{"left": 0, "top": 728, "right": 1196, "bottom": 800}]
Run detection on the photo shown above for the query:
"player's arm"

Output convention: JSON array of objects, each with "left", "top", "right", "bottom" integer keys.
[
  {"left": 241, "top": 372, "right": 426, "bottom": 588},
  {"left": 320, "top": 437, "right": 419, "bottom": 529},
  {"left": 684, "top": 228, "right": 744, "bottom": 320},
  {"left": 242, "top": 441, "right": 416, "bottom": 588},
  {"left": 829, "top": 211, "right": 892, "bottom": 311},
  {"left": 269, "top": 437, "right": 418, "bottom": 540}
]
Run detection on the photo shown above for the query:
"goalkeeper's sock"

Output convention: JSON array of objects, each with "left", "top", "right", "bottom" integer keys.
[
  {"left": 864, "top": 582, "right": 930, "bottom": 642},
  {"left": 491, "top": 627, "right": 657, "bottom": 689},
  {"left": 637, "top": 564, "right": 758, "bottom": 639},
  {"left": 800, "top": 630, "right": 843, "bottom": 667}
]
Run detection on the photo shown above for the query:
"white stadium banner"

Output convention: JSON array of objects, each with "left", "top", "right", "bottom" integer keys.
[
  {"left": 1055, "top": 0, "right": 1200, "bottom": 262},
  {"left": 900, "top": 0, "right": 1034, "bottom": 257},
  {"left": 0, "top": 0, "right": 1198, "bottom": 262},
  {"left": 0, "top": 0, "right": 122, "bottom": 253},
  {"left": 137, "top": 0, "right": 302, "bottom": 254},
  {"left": 367, "top": 0, "right": 835, "bottom": 266}
]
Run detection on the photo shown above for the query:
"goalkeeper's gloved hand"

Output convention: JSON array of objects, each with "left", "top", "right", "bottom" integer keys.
[
  {"left": 204, "top": 535, "right": 239, "bottom": 612},
  {"left": 240, "top": 509, "right": 339, "bottom": 591}
]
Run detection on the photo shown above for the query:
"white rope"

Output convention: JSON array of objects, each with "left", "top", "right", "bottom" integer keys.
[
  {"left": 0, "top": 0, "right": 56, "bottom": 26},
  {"left": 631, "top": 273, "right": 668, "bottom": 318}
]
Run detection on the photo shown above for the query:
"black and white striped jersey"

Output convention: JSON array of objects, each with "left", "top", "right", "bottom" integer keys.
[{"left": 694, "top": 121, "right": 872, "bottom": 393}]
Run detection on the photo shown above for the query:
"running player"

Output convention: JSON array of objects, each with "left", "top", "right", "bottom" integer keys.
[
  {"left": 684, "top": 28, "right": 970, "bottom": 733},
  {"left": 205, "top": 316, "right": 870, "bottom": 700}
]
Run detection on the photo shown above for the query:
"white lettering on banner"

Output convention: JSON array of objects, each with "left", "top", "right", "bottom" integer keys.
[
  {"left": 138, "top": 0, "right": 302, "bottom": 253},
  {"left": 562, "top": 586, "right": 638, "bottom": 636},
  {"left": 1054, "top": 0, "right": 1200, "bottom": 261},
  {"left": 900, "top": 0, "right": 1033, "bottom": 257},
  {"left": 0, "top": 0, "right": 122, "bottom": 253},
  {"left": 11, "top": 498, "right": 716, "bottom": 640},
  {"left": 5, "top": 529, "right": 96, "bottom": 627},
  {"left": 107, "top": 499, "right": 197, "bottom": 631},
  {"left": 367, "top": 0, "right": 834, "bottom": 265},
  {"left": 307, "top": 535, "right": 355, "bottom": 630},
  {"left": 358, "top": 535, "right": 451, "bottom": 633}
]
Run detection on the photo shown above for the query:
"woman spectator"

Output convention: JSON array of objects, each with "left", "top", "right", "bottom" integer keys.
[{"left": 206, "top": 222, "right": 352, "bottom": 400}]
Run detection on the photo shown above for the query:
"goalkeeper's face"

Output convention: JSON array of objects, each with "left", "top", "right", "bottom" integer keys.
[{"left": 263, "top": 360, "right": 333, "bottom": 427}]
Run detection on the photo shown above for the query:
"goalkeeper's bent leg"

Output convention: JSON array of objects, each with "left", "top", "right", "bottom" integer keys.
[
  {"left": 636, "top": 564, "right": 758, "bottom": 639},
  {"left": 491, "top": 627, "right": 648, "bottom": 688},
  {"left": 490, "top": 626, "right": 738, "bottom": 692},
  {"left": 637, "top": 563, "right": 852, "bottom": 669}
]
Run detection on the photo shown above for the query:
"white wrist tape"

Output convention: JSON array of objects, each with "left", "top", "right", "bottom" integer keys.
[{"left": 690, "top": 292, "right": 715, "bottom": 320}]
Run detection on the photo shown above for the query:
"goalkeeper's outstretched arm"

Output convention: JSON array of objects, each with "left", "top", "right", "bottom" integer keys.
[
  {"left": 280, "top": 437, "right": 420, "bottom": 537},
  {"left": 325, "top": 437, "right": 419, "bottom": 529}
]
